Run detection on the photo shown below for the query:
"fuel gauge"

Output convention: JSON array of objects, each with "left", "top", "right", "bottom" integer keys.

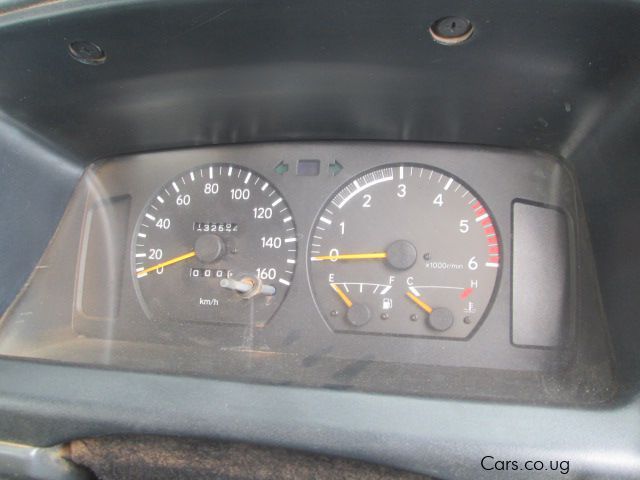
[{"left": 328, "top": 281, "right": 394, "bottom": 327}]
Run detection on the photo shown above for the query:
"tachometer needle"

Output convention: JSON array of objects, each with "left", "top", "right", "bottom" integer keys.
[
  {"left": 311, "top": 252, "right": 387, "bottom": 262},
  {"left": 406, "top": 291, "right": 433, "bottom": 314},
  {"left": 137, "top": 251, "right": 196, "bottom": 277},
  {"left": 330, "top": 283, "right": 353, "bottom": 308}
]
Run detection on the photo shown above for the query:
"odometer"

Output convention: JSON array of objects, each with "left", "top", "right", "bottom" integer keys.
[
  {"left": 132, "top": 164, "right": 296, "bottom": 326},
  {"left": 308, "top": 164, "right": 500, "bottom": 338}
]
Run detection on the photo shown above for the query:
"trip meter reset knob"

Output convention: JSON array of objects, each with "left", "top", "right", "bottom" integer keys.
[{"left": 220, "top": 277, "right": 276, "bottom": 298}]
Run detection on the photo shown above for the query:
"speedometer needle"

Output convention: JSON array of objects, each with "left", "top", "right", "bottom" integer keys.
[
  {"left": 310, "top": 252, "right": 387, "bottom": 262},
  {"left": 137, "top": 251, "right": 196, "bottom": 277},
  {"left": 406, "top": 291, "right": 433, "bottom": 314}
]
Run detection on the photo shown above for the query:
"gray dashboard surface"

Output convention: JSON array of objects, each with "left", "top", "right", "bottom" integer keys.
[
  {"left": 0, "top": 358, "right": 638, "bottom": 480},
  {"left": 0, "top": 1, "right": 639, "bottom": 479}
]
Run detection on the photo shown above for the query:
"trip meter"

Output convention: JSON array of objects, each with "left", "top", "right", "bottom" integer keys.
[
  {"left": 308, "top": 164, "right": 500, "bottom": 338},
  {"left": 132, "top": 164, "right": 297, "bottom": 326}
]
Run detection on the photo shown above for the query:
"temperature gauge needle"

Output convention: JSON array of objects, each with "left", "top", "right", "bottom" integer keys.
[
  {"left": 330, "top": 283, "right": 353, "bottom": 308},
  {"left": 137, "top": 250, "right": 196, "bottom": 277},
  {"left": 311, "top": 252, "right": 387, "bottom": 262},
  {"left": 406, "top": 291, "right": 433, "bottom": 314}
]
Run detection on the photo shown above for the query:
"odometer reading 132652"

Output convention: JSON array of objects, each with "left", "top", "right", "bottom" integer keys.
[
  {"left": 132, "top": 164, "right": 296, "bottom": 326},
  {"left": 308, "top": 164, "right": 501, "bottom": 339}
]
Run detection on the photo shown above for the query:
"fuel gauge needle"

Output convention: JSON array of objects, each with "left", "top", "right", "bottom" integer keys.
[
  {"left": 406, "top": 291, "right": 433, "bottom": 314},
  {"left": 330, "top": 283, "right": 353, "bottom": 308},
  {"left": 137, "top": 250, "right": 196, "bottom": 277}
]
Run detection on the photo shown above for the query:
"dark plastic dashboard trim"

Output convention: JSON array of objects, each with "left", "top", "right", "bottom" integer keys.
[{"left": 0, "top": 357, "right": 638, "bottom": 479}]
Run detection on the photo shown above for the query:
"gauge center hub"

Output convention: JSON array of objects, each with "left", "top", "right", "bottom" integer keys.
[
  {"left": 385, "top": 239, "right": 417, "bottom": 271},
  {"left": 195, "top": 234, "right": 226, "bottom": 263}
]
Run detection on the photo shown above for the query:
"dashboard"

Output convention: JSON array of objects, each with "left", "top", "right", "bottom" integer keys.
[
  {"left": 1, "top": 1, "right": 639, "bottom": 478},
  {"left": 0, "top": 142, "right": 611, "bottom": 403}
]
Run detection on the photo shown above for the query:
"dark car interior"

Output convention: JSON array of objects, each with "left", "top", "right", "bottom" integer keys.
[{"left": 1, "top": 1, "right": 639, "bottom": 479}]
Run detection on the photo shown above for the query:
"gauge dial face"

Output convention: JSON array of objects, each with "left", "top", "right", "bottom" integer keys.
[
  {"left": 308, "top": 164, "right": 501, "bottom": 338},
  {"left": 132, "top": 164, "right": 297, "bottom": 326}
]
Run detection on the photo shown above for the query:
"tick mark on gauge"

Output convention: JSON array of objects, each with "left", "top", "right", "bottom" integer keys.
[
  {"left": 145, "top": 213, "right": 156, "bottom": 221},
  {"left": 460, "top": 287, "right": 473, "bottom": 299},
  {"left": 320, "top": 216, "right": 332, "bottom": 225},
  {"left": 444, "top": 178, "right": 453, "bottom": 190},
  {"left": 272, "top": 198, "right": 283, "bottom": 207},
  {"left": 172, "top": 182, "right": 180, "bottom": 193},
  {"left": 156, "top": 196, "right": 164, "bottom": 204}
]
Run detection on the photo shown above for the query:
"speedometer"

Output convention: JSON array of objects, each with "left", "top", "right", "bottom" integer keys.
[
  {"left": 308, "top": 164, "right": 500, "bottom": 338},
  {"left": 132, "top": 164, "right": 296, "bottom": 326}
]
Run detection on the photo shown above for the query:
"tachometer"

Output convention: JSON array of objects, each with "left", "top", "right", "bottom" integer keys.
[
  {"left": 132, "top": 164, "right": 296, "bottom": 326},
  {"left": 308, "top": 164, "right": 500, "bottom": 338}
]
